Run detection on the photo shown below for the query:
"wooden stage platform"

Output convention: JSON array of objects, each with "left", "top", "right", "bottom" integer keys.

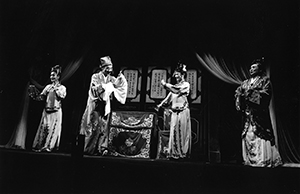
[{"left": 0, "top": 147, "right": 299, "bottom": 194}]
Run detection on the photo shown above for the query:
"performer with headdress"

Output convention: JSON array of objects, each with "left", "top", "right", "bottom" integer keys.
[
  {"left": 235, "top": 58, "right": 282, "bottom": 167},
  {"left": 156, "top": 62, "right": 192, "bottom": 159},
  {"left": 79, "top": 56, "right": 127, "bottom": 155},
  {"left": 31, "top": 65, "right": 67, "bottom": 152}
]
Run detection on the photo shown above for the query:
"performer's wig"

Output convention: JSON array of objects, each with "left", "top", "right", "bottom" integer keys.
[
  {"left": 51, "top": 65, "right": 62, "bottom": 77},
  {"left": 251, "top": 57, "right": 266, "bottom": 75},
  {"left": 174, "top": 61, "right": 187, "bottom": 78}
]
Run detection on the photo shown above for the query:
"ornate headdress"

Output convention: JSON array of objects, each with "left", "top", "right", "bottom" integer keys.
[
  {"left": 176, "top": 61, "right": 187, "bottom": 73},
  {"left": 251, "top": 57, "right": 266, "bottom": 71},
  {"left": 251, "top": 57, "right": 265, "bottom": 66},
  {"left": 172, "top": 61, "right": 187, "bottom": 78}
]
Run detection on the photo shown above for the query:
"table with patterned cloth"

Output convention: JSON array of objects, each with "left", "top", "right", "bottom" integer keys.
[{"left": 108, "top": 111, "right": 158, "bottom": 159}]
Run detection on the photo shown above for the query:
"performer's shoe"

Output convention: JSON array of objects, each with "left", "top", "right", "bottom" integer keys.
[
  {"left": 102, "top": 150, "right": 108, "bottom": 156},
  {"left": 93, "top": 152, "right": 102, "bottom": 156},
  {"left": 40, "top": 147, "right": 51, "bottom": 152},
  {"left": 32, "top": 148, "right": 41, "bottom": 152}
]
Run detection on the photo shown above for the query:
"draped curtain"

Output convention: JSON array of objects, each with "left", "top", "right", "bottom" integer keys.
[
  {"left": 4, "top": 58, "right": 83, "bottom": 149},
  {"left": 196, "top": 53, "right": 300, "bottom": 164}
]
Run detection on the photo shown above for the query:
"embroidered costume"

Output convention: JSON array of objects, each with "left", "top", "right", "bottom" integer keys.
[
  {"left": 32, "top": 82, "right": 66, "bottom": 152},
  {"left": 235, "top": 74, "right": 282, "bottom": 167},
  {"left": 80, "top": 56, "right": 127, "bottom": 155}
]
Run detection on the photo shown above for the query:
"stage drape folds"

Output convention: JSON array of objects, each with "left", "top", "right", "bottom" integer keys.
[{"left": 4, "top": 82, "right": 30, "bottom": 149}]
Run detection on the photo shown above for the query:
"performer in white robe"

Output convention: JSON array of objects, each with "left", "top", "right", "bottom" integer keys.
[{"left": 80, "top": 56, "right": 127, "bottom": 155}]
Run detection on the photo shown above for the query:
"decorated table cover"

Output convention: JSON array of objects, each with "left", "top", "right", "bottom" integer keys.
[{"left": 108, "top": 111, "right": 157, "bottom": 158}]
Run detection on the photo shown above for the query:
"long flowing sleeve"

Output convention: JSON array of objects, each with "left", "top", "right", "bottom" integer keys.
[
  {"left": 56, "top": 85, "right": 67, "bottom": 99},
  {"left": 235, "top": 85, "right": 244, "bottom": 111},
  {"left": 247, "top": 77, "right": 272, "bottom": 108},
  {"left": 39, "top": 84, "right": 66, "bottom": 99},
  {"left": 251, "top": 77, "right": 272, "bottom": 107},
  {"left": 100, "top": 73, "right": 128, "bottom": 116},
  {"left": 113, "top": 73, "right": 128, "bottom": 104},
  {"left": 40, "top": 85, "right": 51, "bottom": 96},
  {"left": 89, "top": 73, "right": 104, "bottom": 100},
  {"left": 158, "top": 92, "right": 172, "bottom": 108},
  {"left": 80, "top": 74, "right": 101, "bottom": 135},
  {"left": 101, "top": 82, "right": 115, "bottom": 116},
  {"left": 164, "top": 81, "right": 190, "bottom": 96},
  {"left": 235, "top": 76, "right": 272, "bottom": 112}
]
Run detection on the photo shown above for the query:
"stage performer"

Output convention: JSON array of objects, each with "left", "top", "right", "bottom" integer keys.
[
  {"left": 31, "top": 65, "right": 67, "bottom": 152},
  {"left": 79, "top": 56, "right": 127, "bottom": 155},
  {"left": 235, "top": 58, "right": 282, "bottom": 167},
  {"left": 156, "top": 62, "right": 192, "bottom": 159}
]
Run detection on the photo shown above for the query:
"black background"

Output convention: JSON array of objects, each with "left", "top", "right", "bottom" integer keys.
[{"left": 0, "top": 0, "right": 299, "bottom": 159}]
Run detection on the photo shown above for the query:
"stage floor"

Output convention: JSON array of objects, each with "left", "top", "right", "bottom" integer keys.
[{"left": 0, "top": 147, "right": 299, "bottom": 194}]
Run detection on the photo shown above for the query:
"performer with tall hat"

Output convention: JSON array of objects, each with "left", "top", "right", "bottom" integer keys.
[
  {"left": 31, "top": 65, "right": 67, "bottom": 152},
  {"left": 79, "top": 56, "right": 128, "bottom": 155}
]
